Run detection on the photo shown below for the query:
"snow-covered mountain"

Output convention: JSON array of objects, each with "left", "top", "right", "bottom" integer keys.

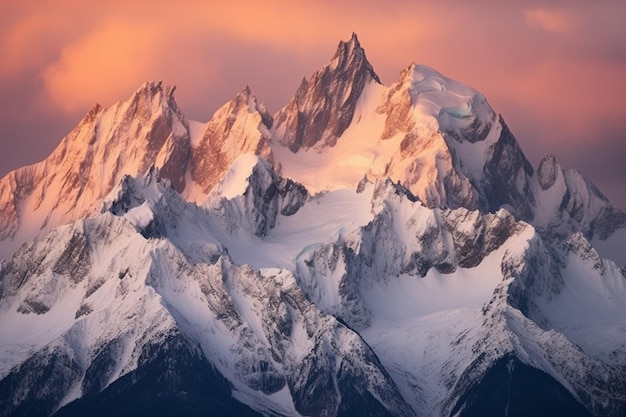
[
  {"left": 1, "top": 34, "right": 625, "bottom": 417},
  {"left": 0, "top": 82, "right": 273, "bottom": 260}
]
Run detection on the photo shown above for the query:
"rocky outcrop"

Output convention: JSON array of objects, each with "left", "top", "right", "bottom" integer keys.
[
  {"left": 537, "top": 152, "right": 559, "bottom": 190},
  {"left": 295, "top": 178, "right": 527, "bottom": 329},
  {"left": 205, "top": 155, "right": 308, "bottom": 237},
  {"left": 532, "top": 152, "right": 626, "bottom": 241},
  {"left": 481, "top": 116, "right": 535, "bottom": 219}
]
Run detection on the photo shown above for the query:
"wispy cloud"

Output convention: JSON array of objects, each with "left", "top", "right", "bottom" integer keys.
[
  {"left": 524, "top": 8, "right": 572, "bottom": 33},
  {"left": 40, "top": 20, "right": 164, "bottom": 112}
]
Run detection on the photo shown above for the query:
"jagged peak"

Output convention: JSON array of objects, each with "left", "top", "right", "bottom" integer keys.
[
  {"left": 539, "top": 152, "right": 558, "bottom": 165},
  {"left": 332, "top": 32, "right": 362, "bottom": 60},
  {"left": 69, "top": 81, "right": 182, "bottom": 130},
  {"left": 274, "top": 34, "right": 383, "bottom": 151},
  {"left": 398, "top": 62, "right": 416, "bottom": 83},
  {"left": 134, "top": 80, "right": 164, "bottom": 96},
  {"left": 218, "top": 85, "right": 273, "bottom": 128},
  {"left": 166, "top": 84, "right": 176, "bottom": 101},
  {"left": 372, "top": 177, "right": 420, "bottom": 205},
  {"left": 329, "top": 33, "right": 381, "bottom": 84},
  {"left": 230, "top": 85, "right": 254, "bottom": 109},
  {"left": 233, "top": 85, "right": 258, "bottom": 107},
  {"left": 226, "top": 85, "right": 274, "bottom": 129},
  {"left": 240, "top": 84, "right": 253, "bottom": 97},
  {"left": 128, "top": 80, "right": 182, "bottom": 115},
  {"left": 79, "top": 103, "right": 103, "bottom": 125}
]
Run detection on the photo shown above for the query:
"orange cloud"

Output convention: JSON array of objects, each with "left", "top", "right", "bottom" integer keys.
[
  {"left": 40, "top": 20, "right": 165, "bottom": 112},
  {"left": 31, "top": 0, "right": 436, "bottom": 115},
  {"left": 524, "top": 8, "right": 572, "bottom": 33},
  {"left": 1, "top": 15, "right": 68, "bottom": 79},
  {"left": 503, "top": 58, "right": 626, "bottom": 137},
  {"left": 191, "top": 1, "right": 431, "bottom": 51}
]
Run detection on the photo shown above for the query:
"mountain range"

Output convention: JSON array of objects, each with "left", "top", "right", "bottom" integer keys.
[{"left": 0, "top": 33, "right": 625, "bottom": 417}]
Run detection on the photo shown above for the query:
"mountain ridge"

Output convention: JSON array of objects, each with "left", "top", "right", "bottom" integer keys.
[
  {"left": 1, "top": 34, "right": 625, "bottom": 417},
  {"left": 1, "top": 33, "right": 623, "bottom": 262}
]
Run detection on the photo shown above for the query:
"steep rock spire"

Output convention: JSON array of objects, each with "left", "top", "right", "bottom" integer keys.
[{"left": 274, "top": 33, "right": 381, "bottom": 152}]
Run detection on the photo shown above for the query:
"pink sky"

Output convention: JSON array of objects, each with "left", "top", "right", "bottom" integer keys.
[{"left": 1, "top": 0, "right": 625, "bottom": 209}]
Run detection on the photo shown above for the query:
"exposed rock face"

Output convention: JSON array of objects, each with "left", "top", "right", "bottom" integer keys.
[
  {"left": 537, "top": 152, "right": 559, "bottom": 190},
  {"left": 205, "top": 156, "right": 309, "bottom": 237},
  {"left": 481, "top": 116, "right": 535, "bottom": 219},
  {"left": 189, "top": 86, "right": 274, "bottom": 197},
  {"left": 443, "top": 206, "right": 525, "bottom": 269},
  {"left": 378, "top": 65, "right": 416, "bottom": 141},
  {"left": 274, "top": 33, "right": 382, "bottom": 151}
]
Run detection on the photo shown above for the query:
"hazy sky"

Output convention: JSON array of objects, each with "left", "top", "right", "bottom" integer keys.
[{"left": 1, "top": 0, "right": 625, "bottom": 209}]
